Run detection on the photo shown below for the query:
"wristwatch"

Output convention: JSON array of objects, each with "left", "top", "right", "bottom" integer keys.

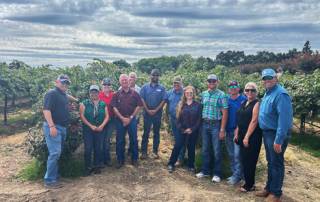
[
  {"left": 220, "top": 129, "right": 225, "bottom": 132},
  {"left": 76, "top": 100, "right": 80, "bottom": 104},
  {"left": 130, "top": 115, "right": 134, "bottom": 119}
]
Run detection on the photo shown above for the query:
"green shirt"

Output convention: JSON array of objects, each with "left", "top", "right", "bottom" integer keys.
[{"left": 82, "top": 100, "right": 107, "bottom": 126}]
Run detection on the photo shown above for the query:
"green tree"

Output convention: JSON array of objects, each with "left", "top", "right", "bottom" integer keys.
[
  {"left": 113, "top": 59, "right": 131, "bottom": 69},
  {"left": 302, "top": 40, "right": 313, "bottom": 54}
]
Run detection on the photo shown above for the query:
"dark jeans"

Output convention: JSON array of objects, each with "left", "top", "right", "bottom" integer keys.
[
  {"left": 263, "top": 130, "right": 290, "bottom": 198},
  {"left": 116, "top": 118, "right": 139, "bottom": 162},
  {"left": 171, "top": 117, "right": 186, "bottom": 161},
  {"left": 100, "top": 118, "right": 116, "bottom": 164},
  {"left": 168, "top": 130, "right": 199, "bottom": 168},
  {"left": 141, "top": 116, "right": 161, "bottom": 153},
  {"left": 83, "top": 124, "right": 104, "bottom": 168}
]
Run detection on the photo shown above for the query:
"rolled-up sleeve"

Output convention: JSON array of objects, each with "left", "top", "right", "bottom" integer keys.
[{"left": 275, "top": 94, "right": 293, "bottom": 145}]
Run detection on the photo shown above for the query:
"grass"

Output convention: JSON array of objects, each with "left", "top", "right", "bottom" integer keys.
[
  {"left": 19, "top": 157, "right": 85, "bottom": 181},
  {"left": 290, "top": 131, "right": 320, "bottom": 158}
]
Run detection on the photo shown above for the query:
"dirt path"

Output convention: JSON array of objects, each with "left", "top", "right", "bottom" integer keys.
[{"left": 1, "top": 128, "right": 320, "bottom": 202}]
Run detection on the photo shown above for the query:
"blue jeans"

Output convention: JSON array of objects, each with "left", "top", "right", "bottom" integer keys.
[
  {"left": 141, "top": 116, "right": 161, "bottom": 153},
  {"left": 226, "top": 132, "right": 243, "bottom": 180},
  {"left": 100, "top": 118, "right": 116, "bottom": 164},
  {"left": 83, "top": 125, "right": 104, "bottom": 168},
  {"left": 201, "top": 122, "right": 223, "bottom": 178},
  {"left": 116, "top": 118, "right": 139, "bottom": 161},
  {"left": 263, "top": 130, "right": 291, "bottom": 198},
  {"left": 168, "top": 130, "right": 199, "bottom": 168},
  {"left": 171, "top": 117, "right": 186, "bottom": 161},
  {"left": 43, "top": 122, "right": 66, "bottom": 185}
]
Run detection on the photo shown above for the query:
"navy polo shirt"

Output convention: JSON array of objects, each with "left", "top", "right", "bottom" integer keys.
[
  {"left": 43, "top": 86, "right": 70, "bottom": 125},
  {"left": 225, "top": 93, "right": 247, "bottom": 133},
  {"left": 139, "top": 82, "right": 167, "bottom": 119}
]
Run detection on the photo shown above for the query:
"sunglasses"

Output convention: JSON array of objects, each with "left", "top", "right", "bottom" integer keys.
[
  {"left": 90, "top": 91, "right": 99, "bottom": 94},
  {"left": 245, "top": 89, "right": 256, "bottom": 93},
  {"left": 229, "top": 85, "right": 238, "bottom": 89},
  {"left": 152, "top": 74, "right": 159, "bottom": 77},
  {"left": 103, "top": 83, "right": 112, "bottom": 86},
  {"left": 185, "top": 92, "right": 193, "bottom": 95},
  {"left": 207, "top": 80, "right": 217, "bottom": 83},
  {"left": 262, "top": 76, "right": 274, "bottom": 81},
  {"left": 60, "top": 81, "right": 70, "bottom": 85}
]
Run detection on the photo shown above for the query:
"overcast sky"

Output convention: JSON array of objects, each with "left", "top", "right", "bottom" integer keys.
[{"left": 0, "top": 0, "right": 319, "bottom": 67}]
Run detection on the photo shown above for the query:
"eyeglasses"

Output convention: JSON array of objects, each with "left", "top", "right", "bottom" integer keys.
[
  {"left": 229, "top": 85, "right": 238, "bottom": 89},
  {"left": 185, "top": 92, "right": 193, "bottom": 95},
  {"left": 90, "top": 91, "right": 99, "bottom": 94},
  {"left": 60, "top": 81, "right": 70, "bottom": 85},
  {"left": 103, "top": 83, "right": 111, "bottom": 86},
  {"left": 262, "top": 76, "right": 274, "bottom": 81},
  {"left": 245, "top": 89, "right": 256, "bottom": 93},
  {"left": 207, "top": 80, "right": 217, "bottom": 83},
  {"left": 152, "top": 74, "right": 159, "bottom": 77}
]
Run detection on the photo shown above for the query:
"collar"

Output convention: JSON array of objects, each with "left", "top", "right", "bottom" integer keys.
[
  {"left": 149, "top": 82, "right": 159, "bottom": 87},
  {"left": 265, "top": 83, "right": 279, "bottom": 94},
  {"left": 100, "top": 90, "right": 112, "bottom": 97},
  {"left": 207, "top": 89, "right": 218, "bottom": 94},
  {"left": 54, "top": 86, "right": 66, "bottom": 94},
  {"left": 172, "top": 87, "right": 183, "bottom": 94},
  {"left": 120, "top": 88, "right": 132, "bottom": 94},
  {"left": 228, "top": 93, "right": 242, "bottom": 100},
  {"left": 184, "top": 100, "right": 195, "bottom": 106}
]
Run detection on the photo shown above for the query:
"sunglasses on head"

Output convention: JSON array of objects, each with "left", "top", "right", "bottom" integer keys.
[
  {"left": 103, "top": 83, "right": 111, "bottom": 86},
  {"left": 245, "top": 89, "right": 256, "bottom": 92},
  {"left": 262, "top": 76, "right": 274, "bottom": 81},
  {"left": 229, "top": 85, "right": 238, "bottom": 89},
  {"left": 185, "top": 92, "right": 193, "bottom": 95},
  {"left": 207, "top": 80, "right": 217, "bottom": 83},
  {"left": 152, "top": 74, "right": 159, "bottom": 77},
  {"left": 60, "top": 81, "right": 70, "bottom": 85}
]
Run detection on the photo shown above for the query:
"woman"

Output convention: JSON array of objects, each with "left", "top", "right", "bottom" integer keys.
[
  {"left": 234, "top": 82, "right": 262, "bottom": 192},
  {"left": 98, "top": 78, "right": 116, "bottom": 167},
  {"left": 80, "top": 85, "right": 109, "bottom": 176},
  {"left": 167, "top": 86, "right": 202, "bottom": 174}
]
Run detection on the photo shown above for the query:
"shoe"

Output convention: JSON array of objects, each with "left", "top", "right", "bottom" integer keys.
[
  {"left": 93, "top": 167, "right": 101, "bottom": 174},
  {"left": 227, "top": 176, "right": 234, "bottom": 181},
  {"left": 153, "top": 152, "right": 159, "bottom": 159},
  {"left": 255, "top": 189, "right": 271, "bottom": 197},
  {"left": 116, "top": 161, "right": 124, "bottom": 169},
  {"left": 264, "top": 194, "right": 281, "bottom": 202},
  {"left": 98, "top": 163, "right": 105, "bottom": 169},
  {"left": 228, "top": 178, "right": 242, "bottom": 185},
  {"left": 44, "top": 182, "right": 63, "bottom": 189},
  {"left": 104, "top": 161, "right": 113, "bottom": 167},
  {"left": 175, "top": 160, "right": 184, "bottom": 168},
  {"left": 83, "top": 167, "right": 91, "bottom": 177},
  {"left": 212, "top": 176, "right": 221, "bottom": 182},
  {"left": 132, "top": 161, "right": 139, "bottom": 167},
  {"left": 189, "top": 168, "right": 196, "bottom": 174},
  {"left": 195, "top": 172, "right": 210, "bottom": 178},
  {"left": 167, "top": 165, "right": 173, "bottom": 173},
  {"left": 140, "top": 152, "right": 148, "bottom": 160},
  {"left": 238, "top": 185, "right": 256, "bottom": 192}
]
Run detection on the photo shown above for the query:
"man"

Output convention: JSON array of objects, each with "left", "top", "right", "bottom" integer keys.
[
  {"left": 225, "top": 80, "right": 247, "bottom": 185},
  {"left": 255, "top": 69, "right": 293, "bottom": 202},
  {"left": 110, "top": 74, "right": 142, "bottom": 169},
  {"left": 165, "top": 76, "right": 186, "bottom": 167},
  {"left": 43, "top": 74, "right": 80, "bottom": 188},
  {"left": 196, "top": 74, "right": 228, "bottom": 183},
  {"left": 140, "top": 69, "right": 167, "bottom": 159}
]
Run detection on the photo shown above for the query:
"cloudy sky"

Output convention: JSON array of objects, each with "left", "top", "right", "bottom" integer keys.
[{"left": 0, "top": 0, "right": 319, "bottom": 67}]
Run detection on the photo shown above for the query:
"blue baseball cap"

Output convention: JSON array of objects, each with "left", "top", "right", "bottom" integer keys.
[
  {"left": 261, "top": 69, "right": 275, "bottom": 78},
  {"left": 102, "top": 77, "right": 112, "bottom": 84}
]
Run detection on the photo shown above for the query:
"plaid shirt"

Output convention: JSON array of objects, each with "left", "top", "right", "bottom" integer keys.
[{"left": 201, "top": 89, "right": 228, "bottom": 121}]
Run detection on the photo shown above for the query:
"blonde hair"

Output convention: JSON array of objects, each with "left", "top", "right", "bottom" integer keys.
[
  {"left": 176, "top": 86, "right": 196, "bottom": 119},
  {"left": 245, "top": 82, "right": 259, "bottom": 97}
]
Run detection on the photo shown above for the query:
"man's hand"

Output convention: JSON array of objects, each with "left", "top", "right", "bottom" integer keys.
[
  {"left": 50, "top": 126, "right": 58, "bottom": 137},
  {"left": 165, "top": 116, "right": 169, "bottom": 124},
  {"left": 233, "top": 134, "right": 238, "bottom": 142},
  {"left": 219, "top": 131, "right": 225, "bottom": 141},
  {"left": 274, "top": 142, "right": 282, "bottom": 153},
  {"left": 149, "top": 110, "right": 156, "bottom": 116},
  {"left": 146, "top": 109, "right": 153, "bottom": 116},
  {"left": 122, "top": 117, "right": 131, "bottom": 127}
]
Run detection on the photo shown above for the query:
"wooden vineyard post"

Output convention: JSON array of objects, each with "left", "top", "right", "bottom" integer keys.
[{"left": 300, "top": 114, "right": 305, "bottom": 135}]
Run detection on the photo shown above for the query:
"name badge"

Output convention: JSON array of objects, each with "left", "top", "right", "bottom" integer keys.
[{"left": 157, "top": 89, "right": 161, "bottom": 92}]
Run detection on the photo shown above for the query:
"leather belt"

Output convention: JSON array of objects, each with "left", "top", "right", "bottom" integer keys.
[
  {"left": 123, "top": 115, "right": 130, "bottom": 118},
  {"left": 203, "top": 120, "right": 221, "bottom": 125},
  {"left": 45, "top": 121, "right": 67, "bottom": 127}
]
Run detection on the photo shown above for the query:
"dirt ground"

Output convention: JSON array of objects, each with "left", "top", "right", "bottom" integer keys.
[{"left": 1, "top": 123, "right": 320, "bottom": 202}]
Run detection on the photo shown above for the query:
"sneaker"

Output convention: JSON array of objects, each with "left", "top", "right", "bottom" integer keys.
[
  {"left": 44, "top": 182, "right": 63, "bottom": 189},
  {"left": 104, "top": 161, "right": 113, "bottom": 167},
  {"left": 195, "top": 172, "right": 210, "bottom": 178},
  {"left": 264, "top": 194, "right": 281, "bottom": 202},
  {"left": 227, "top": 178, "right": 242, "bottom": 185},
  {"left": 140, "top": 152, "right": 148, "bottom": 160},
  {"left": 212, "top": 176, "right": 221, "bottom": 182},
  {"left": 167, "top": 165, "right": 173, "bottom": 173},
  {"left": 83, "top": 167, "right": 91, "bottom": 177},
  {"left": 227, "top": 176, "right": 234, "bottom": 181},
  {"left": 132, "top": 161, "right": 139, "bottom": 167},
  {"left": 93, "top": 167, "right": 101, "bottom": 174},
  {"left": 175, "top": 160, "right": 184, "bottom": 168},
  {"left": 255, "top": 189, "right": 271, "bottom": 197},
  {"left": 189, "top": 168, "right": 196, "bottom": 174},
  {"left": 152, "top": 152, "right": 159, "bottom": 159},
  {"left": 115, "top": 161, "right": 124, "bottom": 169}
]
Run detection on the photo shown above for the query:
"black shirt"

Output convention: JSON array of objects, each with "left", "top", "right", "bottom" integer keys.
[{"left": 43, "top": 86, "right": 70, "bottom": 125}]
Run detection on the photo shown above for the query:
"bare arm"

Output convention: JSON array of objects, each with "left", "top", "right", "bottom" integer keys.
[
  {"left": 67, "top": 95, "right": 79, "bottom": 102},
  {"left": 243, "top": 101, "right": 260, "bottom": 147},
  {"left": 79, "top": 104, "right": 97, "bottom": 131},
  {"left": 141, "top": 99, "right": 152, "bottom": 116},
  {"left": 153, "top": 100, "right": 166, "bottom": 113},
  {"left": 165, "top": 103, "right": 170, "bottom": 124},
  {"left": 43, "top": 110, "right": 57, "bottom": 137}
]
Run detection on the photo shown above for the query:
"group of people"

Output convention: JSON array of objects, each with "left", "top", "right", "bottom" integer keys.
[{"left": 42, "top": 68, "right": 293, "bottom": 202}]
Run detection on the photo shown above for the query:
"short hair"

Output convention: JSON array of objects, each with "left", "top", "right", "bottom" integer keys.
[
  {"left": 129, "top": 72, "right": 137, "bottom": 77},
  {"left": 245, "top": 82, "right": 259, "bottom": 95},
  {"left": 119, "top": 74, "right": 128, "bottom": 81}
]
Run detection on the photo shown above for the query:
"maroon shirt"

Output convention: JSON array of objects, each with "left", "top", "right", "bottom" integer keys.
[{"left": 110, "top": 88, "right": 143, "bottom": 117}]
